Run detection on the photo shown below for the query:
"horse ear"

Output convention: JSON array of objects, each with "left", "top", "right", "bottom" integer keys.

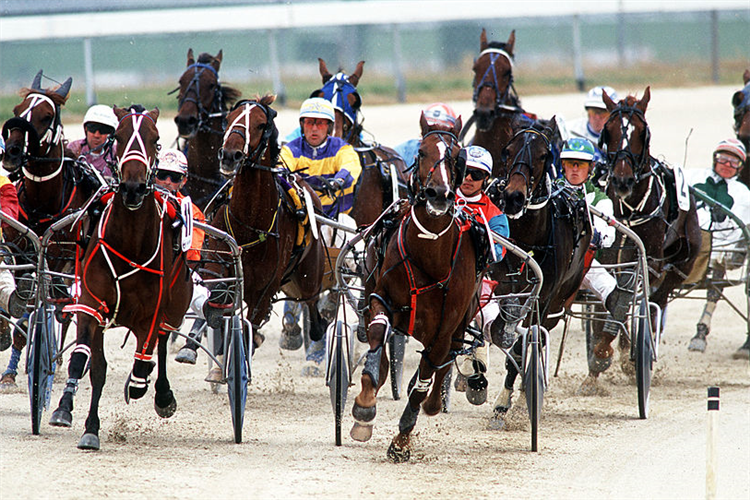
[
  {"left": 506, "top": 30, "right": 516, "bottom": 56},
  {"left": 31, "top": 70, "right": 43, "bottom": 91},
  {"left": 349, "top": 61, "right": 365, "bottom": 87},
  {"left": 743, "top": 69, "right": 750, "bottom": 85},
  {"left": 187, "top": 48, "right": 195, "bottom": 66},
  {"left": 113, "top": 106, "right": 128, "bottom": 121},
  {"left": 420, "top": 112, "right": 430, "bottom": 136},
  {"left": 212, "top": 50, "right": 223, "bottom": 72},
  {"left": 637, "top": 87, "right": 651, "bottom": 113},
  {"left": 547, "top": 115, "right": 559, "bottom": 139},
  {"left": 54, "top": 77, "right": 73, "bottom": 101},
  {"left": 452, "top": 115, "right": 463, "bottom": 138},
  {"left": 318, "top": 58, "right": 332, "bottom": 83},
  {"left": 602, "top": 90, "right": 616, "bottom": 111},
  {"left": 480, "top": 28, "right": 488, "bottom": 51},
  {"left": 148, "top": 108, "right": 160, "bottom": 122},
  {"left": 732, "top": 90, "right": 745, "bottom": 108}
]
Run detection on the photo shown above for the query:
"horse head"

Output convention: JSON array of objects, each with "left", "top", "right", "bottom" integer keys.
[
  {"left": 600, "top": 87, "right": 652, "bottom": 199},
  {"left": 310, "top": 58, "right": 364, "bottom": 143},
  {"left": 113, "top": 105, "right": 160, "bottom": 210},
  {"left": 174, "top": 49, "right": 240, "bottom": 139},
  {"left": 732, "top": 69, "right": 750, "bottom": 153},
  {"left": 410, "top": 112, "right": 463, "bottom": 217},
  {"left": 2, "top": 70, "right": 72, "bottom": 174},
  {"left": 218, "top": 95, "right": 279, "bottom": 178},
  {"left": 499, "top": 118, "right": 558, "bottom": 217},
  {"left": 472, "top": 29, "right": 516, "bottom": 132}
]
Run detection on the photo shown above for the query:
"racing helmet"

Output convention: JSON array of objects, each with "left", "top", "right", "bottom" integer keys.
[
  {"left": 0, "top": 136, "right": 4, "bottom": 160},
  {"left": 157, "top": 148, "right": 188, "bottom": 175},
  {"left": 584, "top": 86, "right": 618, "bottom": 110},
  {"left": 464, "top": 145, "right": 493, "bottom": 175},
  {"left": 83, "top": 104, "right": 118, "bottom": 130},
  {"left": 561, "top": 137, "right": 596, "bottom": 162},
  {"left": 713, "top": 138, "right": 746, "bottom": 164},
  {"left": 299, "top": 97, "right": 335, "bottom": 123},
  {"left": 422, "top": 102, "right": 457, "bottom": 128}
]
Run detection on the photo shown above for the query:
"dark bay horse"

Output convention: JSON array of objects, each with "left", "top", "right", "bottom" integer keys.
[
  {"left": 349, "top": 116, "right": 480, "bottom": 463},
  {"left": 310, "top": 58, "right": 408, "bottom": 227},
  {"left": 599, "top": 87, "right": 701, "bottom": 351},
  {"left": 0, "top": 71, "right": 102, "bottom": 388},
  {"left": 208, "top": 96, "right": 328, "bottom": 346},
  {"left": 732, "top": 69, "right": 750, "bottom": 189},
  {"left": 466, "top": 29, "right": 529, "bottom": 175},
  {"left": 49, "top": 106, "right": 192, "bottom": 450},
  {"left": 490, "top": 119, "right": 591, "bottom": 417},
  {"left": 174, "top": 49, "right": 241, "bottom": 209}
]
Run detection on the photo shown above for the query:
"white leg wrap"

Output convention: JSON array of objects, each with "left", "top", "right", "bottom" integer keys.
[
  {"left": 582, "top": 262, "right": 617, "bottom": 303},
  {"left": 413, "top": 376, "right": 433, "bottom": 393}
]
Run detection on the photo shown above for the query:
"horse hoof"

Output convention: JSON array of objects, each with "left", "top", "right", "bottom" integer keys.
[
  {"left": 350, "top": 422, "right": 373, "bottom": 442},
  {"left": 576, "top": 375, "right": 600, "bottom": 396},
  {"left": 587, "top": 353, "right": 612, "bottom": 374},
  {"left": 488, "top": 408, "right": 507, "bottom": 431},
  {"left": 453, "top": 372, "right": 467, "bottom": 392},
  {"left": 466, "top": 374, "right": 488, "bottom": 406},
  {"left": 0, "top": 372, "right": 17, "bottom": 392},
  {"left": 49, "top": 409, "right": 73, "bottom": 428},
  {"left": 77, "top": 433, "right": 100, "bottom": 450},
  {"left": 155, "top": 397, "right": 177, "bottom": 418},
  {"left": 352, "top": 403, "right": 376, "bottom": 424},
  {"left": 387, "top": 436, "right": 411, "bottom": 463}
]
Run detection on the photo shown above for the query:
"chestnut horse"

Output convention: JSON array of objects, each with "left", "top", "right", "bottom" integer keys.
[
  {"left": 209, "top": 96, "right": 328, "bottom": 346},
  {"left": 174, "top": 49, "right": 241, "bottom": 209},
  {"left": 310, "top": 58, "right": 408, "bottom": 227},
  {"left": 49, "top": 106, "right": 192, "bottom": 451},
  {"left": 0, "top": 71, "right": 102, "bottom": 388},
  {"left": 349, "top": 116, "right": 480, "bottom": 463},
  {"left": 599, "top": 87, "right": 701, "bottom": 350},
  {"left": 465, "top": 29, "right": 528, "bottom": 176},
  {"left": 490, "top": 119, "right": 591, "bottom": 418},
  {"left": 732, "top": 69, "right": 750, "bottom": 189}
]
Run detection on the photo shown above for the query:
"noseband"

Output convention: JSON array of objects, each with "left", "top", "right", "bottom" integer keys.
[
  {"left": 602, "top": 105, "right": 652, "bottom": 182},
  {"left": 409, "top": 130, "right": 459, "bottom": 204},
  {"left": 177, "top": 62, "right": 225, "bottom": 133}
]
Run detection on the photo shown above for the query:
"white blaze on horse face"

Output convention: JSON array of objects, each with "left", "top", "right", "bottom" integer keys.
[{"left": 436, "top": 141, "right": 451, "bottom": 193}]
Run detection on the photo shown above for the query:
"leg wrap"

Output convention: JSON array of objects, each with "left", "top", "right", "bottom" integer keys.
[
  {"left": 410, "top": 375, "right": 433, "bottom": 395},
  {"left": 363, "top": 345, "right": 383, "bottom": 387},
  {"left": 398, "top": 402, "right": 420, "bottom": 435},
  {"left": 69, "top": 344, "right": 91, "bottom": 379},
  {"left": 3, "top": 346, "right": 21, "bottom": 375},
  {"left": 63, "top": 377, "right": 79, "bottom": 395}
]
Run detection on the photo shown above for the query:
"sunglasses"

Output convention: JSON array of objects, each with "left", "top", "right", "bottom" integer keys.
[
  {"left": 155, "top": 171, "right": 185, "bottom": 183},
  {"left": 85, "top": 123, "right": 115, "bottom": 135},
  {"left": 714, "top": 153, "right": 742, "bottom": 169},
  {"left": 561, "top": 159, "right": 591, "bottom": 169},
  {"left": 466, "top": 169, "right": 489, "bottom": 181}
]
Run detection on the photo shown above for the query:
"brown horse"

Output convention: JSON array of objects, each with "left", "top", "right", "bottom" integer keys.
[
  {"left": 49, "top": 106, "right": 192, "bottom": 451},
  {"left": 0, "top": 71, "right": 102, "bottom": 388},
  {"left": 600, "top": 87, "right": 701, "bottom": 350},
  {"left": 310, "top": 58, "right": 408, "bottom": 227},
  {"left": 174, "top": 49, "right": 241, "bottom": 209},
  {"left": 489, "top": 119, "right": 591, "bottom": 418},
  {"left": 349, "top": 115, "right": 480, "bottom": 463},
  {"left": 732, "top": 69, "right": 750, "bottom": 189},
  {"left": 466, "top": 29, "right": 528, "bottom": 176},
  {"left": 207, "top": 96, "right": 328, "bottom": 346}
]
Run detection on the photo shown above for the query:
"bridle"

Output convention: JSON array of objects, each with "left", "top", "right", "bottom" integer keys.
[
  {"left": 318, "top": 72, "right": 362, "bottom": 143},
  {"left": 408, "top": 130, "right": 461, "bottom": 206},
  {"left": 218, "top": 100, "right": 278, "bottom": 175},
  {"left": 176, "top": 62, "right": 226, "bottom": 134},
  {"left": 472, "top": 47, "right": 521, "bottom": 115},
  {"left": 502, "top": 127, "right": 554, "bottom": 216},
  {"left": 115, "top": 112, "right": 159, "bottom": 188},
  {"left": 600, "top": 105, "right": 652, "bottom": 183}
]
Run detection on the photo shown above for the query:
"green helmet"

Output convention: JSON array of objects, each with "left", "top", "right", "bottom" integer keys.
[{"left": 561, "top": 137, "right": 596, "bottom": 161}]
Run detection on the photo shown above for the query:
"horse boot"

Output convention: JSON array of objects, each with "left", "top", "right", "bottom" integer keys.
[
  {"left": 489, "top": 297, "right": 522, "bottom": 349},
  {"left": 124, "top": 360, "right": 155, "bottom": 403},
  {"left": 351, "top": 344, "right": 383, "bottom": 442},
  {"left": 689, "top": 284, "right": 720, "bottom": 352},
  {"left": 203, "top": 282, "right": 234, "bottom": 330},
  {"left": 466, "top": 344, "right": 489, "bottom": 405},
  {"left": 489, "top": 385, "right": 514, "bottom": 431},
  {"left": 279, "top": 302, "right": 303, "bottom": 351},
  {"left": 733, "top": 334, "right": 750, "bottom": 360},
  {"left": 592, "top": 285, "right": 632, "bottom": 373},
  {"left": 175, "top": 318, "right": 205, "bottom": 364}
]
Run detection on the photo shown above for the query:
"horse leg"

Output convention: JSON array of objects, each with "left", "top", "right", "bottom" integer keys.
[
  {"left": 689, "top": 265, "right": 724, "bottom": 352},
  {"left": 79, "top": 326, "right": 107, "bottom": 450},
  {"left": 350, "top": 305, "right": 390, "bottom": 442},
  {"left": 0, "top": 319, "right": 28, "bottom": 391},
  {"left": 387, "top": 359, "right": 436, "bottom": 463},
  {"left": 154, "top": 331, "right": 177, "bottom": 418},
  {"left": 50, "top": 316, "right": 99, "bottom": 428},
  {"left": 125, "top": 338, "right": 156, "bottom": 402},
  {"left": 422, "top": 364, "right": 451, "bottom": 416},
  {"left": 490, "top": 337, "right": 522, "bottom": 427}
]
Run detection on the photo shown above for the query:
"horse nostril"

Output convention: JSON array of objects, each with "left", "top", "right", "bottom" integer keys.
[
  {"left": 446, "top": 192, "right": 455, "bottom": 202},
  {"left": 233, "top": 151, "right": 243, "bottom": 162},
  {"left": 424, "top": 187, "right": 437, "bottom": 200}
]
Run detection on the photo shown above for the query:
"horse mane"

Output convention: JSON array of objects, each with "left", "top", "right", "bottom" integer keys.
[{"left": 19, "top": 87, "right": 68, "bottom": 106}]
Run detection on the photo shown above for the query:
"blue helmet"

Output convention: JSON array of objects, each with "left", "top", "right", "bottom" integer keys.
[{"left": 561, "top": 137, "right": 596, "bottom": 162}]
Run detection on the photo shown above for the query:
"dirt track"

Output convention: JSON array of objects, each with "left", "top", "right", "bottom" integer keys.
[{"left": 1, "top": 86, "right": 748, "bottom": 500}]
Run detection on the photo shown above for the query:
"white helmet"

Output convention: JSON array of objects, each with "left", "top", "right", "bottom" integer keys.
[
  {"left": 584, "top": 86, "right": 618, "bottom": 110},
  {"left": 299, "top": 97, "right": 335, "bottom": 122},
  {"left": 464, "top": 145, "right": 493, "bottom": 175},
  {"left": 157, "top": 148, "right": 188, "bottom": 174},
  {"left": 83, "top": 104, "right": 118, "bottom": 130}
]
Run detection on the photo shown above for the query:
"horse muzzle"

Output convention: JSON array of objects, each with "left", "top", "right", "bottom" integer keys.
[
  {"left": 474, "top": 108, "right": 496, "bottom": 132},
  {"left": 174, "top": 114, "right": 198, "bottom": 139},
  {"left": 503, "top": 189, "right": 526, "bottom": 217},
  {"left": 217, "top": 148, "right": 242, "bottom": 177},
  {"left": 611, "top": 174, "right": 635, "bottom": 199},
  {"left": 120, "top": 180, "right": 149, "bottom": 210},
  {"left": 424, "top": 187, "right": 455, "bottom": 217}
]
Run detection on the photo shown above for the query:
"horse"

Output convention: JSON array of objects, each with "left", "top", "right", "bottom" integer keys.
[
  {"left": 174, "top": 49, "right": 241, "bottom": 210},
  {"left": 465, "top": 29, "right": 529, "bottom": 175},
  {"left": 49, "top": 105, "right": 192, "bottom": 451},
  {"left": 0, "top": 70, "right": 103, "bottom": 390},
  {"left": 310, "top": 58, "right": 408, "bottom": 228},
  {"left": 731, "top": 69, "right": 750, "bottom": 189},
  {"left": 207, "top": 96, "right": 328, "bottom": 349},
  {"left": 349, "top": 114, "right": 481, "bottom": 463},
  {"left": 598, "top": 87, "right": 701, "bottom": 370},
  {"left": 490, "top": 118, "right": 591, "bottom": 416}
]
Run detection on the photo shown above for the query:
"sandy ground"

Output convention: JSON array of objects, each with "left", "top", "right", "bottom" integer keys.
[{"left": 1, "top": 86, "right": 749, "bottom": 500}]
